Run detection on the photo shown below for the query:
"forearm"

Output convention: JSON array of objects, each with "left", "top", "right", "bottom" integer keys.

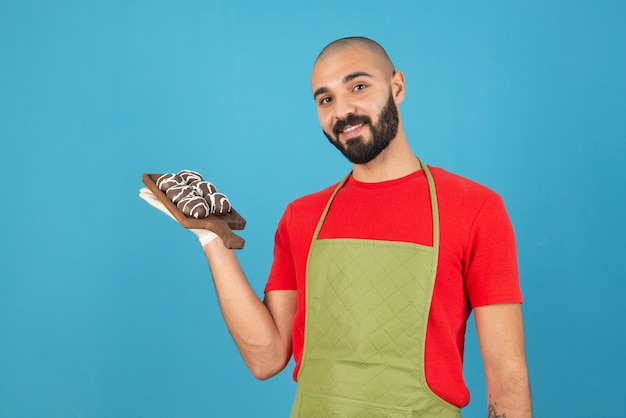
[
  {"left": 203, "top": 238, "right": 293, "bottom": 380},
  {"left": 486, "top": 360, "right": 532, "bottom": 417}
]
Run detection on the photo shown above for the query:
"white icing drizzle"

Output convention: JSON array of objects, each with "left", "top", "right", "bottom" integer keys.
[
  {"left": 178, "top": 169, "right": 203, "bottom": 184},
  {"left": 178, "top": 196, "right": 209, "bottom": 218},
  {"left": 205, "top": 193, "right": 216, "bottom": 213},
  {"left": 193, "top": 181, "right": 217, "bottom": 197},
  {"left": 156, "top": 173, "right": 184, "bottom": 191},
  {"left": 167, "top": 185, "right": 195, "bottom": 204},
  {"left": 209, "top": 192, "right": 231, "bottom": 214}
]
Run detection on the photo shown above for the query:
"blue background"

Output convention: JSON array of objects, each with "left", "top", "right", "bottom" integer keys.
[{"left": 1, "top": 1, "right": 625, "bottom": 417}]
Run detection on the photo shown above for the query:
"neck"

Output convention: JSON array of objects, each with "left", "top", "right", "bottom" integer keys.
[{"left": 351, "top": 133, "right": 421, "bottom": 183}]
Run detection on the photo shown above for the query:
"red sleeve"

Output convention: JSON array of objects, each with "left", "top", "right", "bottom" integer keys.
[
  {"left": 463, "top": 194, "right": 523, "bottom": 307},
  {"left": 264, "top": 204, "right": 298, "bottom": 292}
]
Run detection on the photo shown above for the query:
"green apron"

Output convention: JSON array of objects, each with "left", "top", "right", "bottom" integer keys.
[{"left": 290, "top": 160, "right": 461, "bottom": 417}]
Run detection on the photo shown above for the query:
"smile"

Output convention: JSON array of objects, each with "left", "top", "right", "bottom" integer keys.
[{"left": 342, "top": 124, "right": 363, "bottom": 133}]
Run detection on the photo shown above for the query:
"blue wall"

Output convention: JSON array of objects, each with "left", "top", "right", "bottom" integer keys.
[{"left": 1, "top": 1, "right": 624, "bottom": 416}]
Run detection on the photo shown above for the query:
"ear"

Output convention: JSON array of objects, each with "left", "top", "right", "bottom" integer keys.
[{"left": 391, "top": 70, "right": 406, "bottom": 104}]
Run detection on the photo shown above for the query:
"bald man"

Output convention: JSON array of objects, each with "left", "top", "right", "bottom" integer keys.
[{"left": 141, "top": 37, "right": 531, "bottom": 417}]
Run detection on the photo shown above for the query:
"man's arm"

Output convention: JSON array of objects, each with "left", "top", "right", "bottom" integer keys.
[
  {"left": 474, "top": 303, "right": 532, "bottom": 417},
  {"left": 138, "top": 188, "right": 296, "bottom": 379},
  {"left": 204, "top": 237, "right": 297, "bottom": 380}
]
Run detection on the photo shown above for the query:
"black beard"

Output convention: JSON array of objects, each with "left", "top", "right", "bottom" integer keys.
[{"left": 323, "top": 91, "right": 399, "bottom": 164}]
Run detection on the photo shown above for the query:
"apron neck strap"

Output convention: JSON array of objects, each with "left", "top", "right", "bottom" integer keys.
[{"left": 311, "top": 157, "right": 439, "bottom": 249}]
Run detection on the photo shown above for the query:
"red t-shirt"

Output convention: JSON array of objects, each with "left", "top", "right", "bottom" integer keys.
[{"left": 264, "top": 167, "right": 522, "bottom": 408}]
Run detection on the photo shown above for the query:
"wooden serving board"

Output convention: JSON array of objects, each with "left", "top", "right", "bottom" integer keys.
[{"left": 142, "top": 173, "right": 246, "bottom": 249}]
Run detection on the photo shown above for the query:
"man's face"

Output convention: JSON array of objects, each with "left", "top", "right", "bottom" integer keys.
[
  {"left": 323, "top": 90, "right": 398, "bottom": 164},
  {"left": 311, "top": 47, "right": 400, "bottom": 164}
]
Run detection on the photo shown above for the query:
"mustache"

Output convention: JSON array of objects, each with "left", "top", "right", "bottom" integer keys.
[{"left": 332, "top": 114, "right": 371, "bottom": 136}]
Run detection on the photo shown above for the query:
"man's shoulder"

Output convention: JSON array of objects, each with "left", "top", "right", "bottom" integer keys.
[
  {"left": 275, "top": 181, "right": 340, "bottom": 235},
  {"left": 288, "top": 182, "right": 338, "bottom": 211},
  {"left": 430, "top": 166, "right": 499, "bottom": 199}
]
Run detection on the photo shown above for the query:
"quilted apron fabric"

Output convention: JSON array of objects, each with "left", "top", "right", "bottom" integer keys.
[{"left": 290, "top": 161, "right": 460, "bottom": 417}]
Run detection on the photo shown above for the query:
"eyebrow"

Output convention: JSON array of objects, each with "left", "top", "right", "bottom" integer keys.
[{"left": 313, "top": 71, "right": 374, "bottom": 100}]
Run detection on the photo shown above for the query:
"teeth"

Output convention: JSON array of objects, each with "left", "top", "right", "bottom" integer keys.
[{"left": 343, "top": 124, "right": 362, "bottom": 133}]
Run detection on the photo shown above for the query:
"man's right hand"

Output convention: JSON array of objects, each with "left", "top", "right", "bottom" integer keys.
[{"left": 139, "top": 187, "right": 218, "bottom": 247}]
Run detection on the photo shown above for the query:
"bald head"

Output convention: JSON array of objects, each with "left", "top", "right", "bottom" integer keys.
[{"left": 314, "top": 37, "right": 396, "bottom": 77}]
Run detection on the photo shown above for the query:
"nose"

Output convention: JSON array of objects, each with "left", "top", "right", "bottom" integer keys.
[{"left": 333, "top": 94, "right": 357, "bottom": 121}]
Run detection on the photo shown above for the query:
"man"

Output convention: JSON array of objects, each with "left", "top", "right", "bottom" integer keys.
[{"left": 140, "top": 37, "right": 531, "bottom": 417}]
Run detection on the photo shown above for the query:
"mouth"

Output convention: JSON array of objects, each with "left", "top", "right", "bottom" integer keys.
[
  {"left": 339, "top": 123, "right": 365, "bottom": 139},
  {"left": 342, "top": 124, "right": 362, "bottom": 133},
  {"left": 332, "top": 114, "right": 371, "bottom": 140}
]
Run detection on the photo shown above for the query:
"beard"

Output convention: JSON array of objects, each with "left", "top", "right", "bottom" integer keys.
[{"left": 323, "top": 91, "right": 399, "bottom": 164}]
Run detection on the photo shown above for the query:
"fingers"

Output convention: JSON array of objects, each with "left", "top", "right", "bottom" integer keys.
[
  {"left": 139, "top": 187, "right": 218, "bottom": 245},
  {"left": 138, "top": 188, "right": 176, "bottom": 220}
]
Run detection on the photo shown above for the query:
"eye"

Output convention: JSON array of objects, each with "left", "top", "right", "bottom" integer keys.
[
  {"left": 353, "top": 83, "right": 367, "bottom": 92},
  {"left": 319, "top": 96, "right": 332, "bottom": 105}
]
